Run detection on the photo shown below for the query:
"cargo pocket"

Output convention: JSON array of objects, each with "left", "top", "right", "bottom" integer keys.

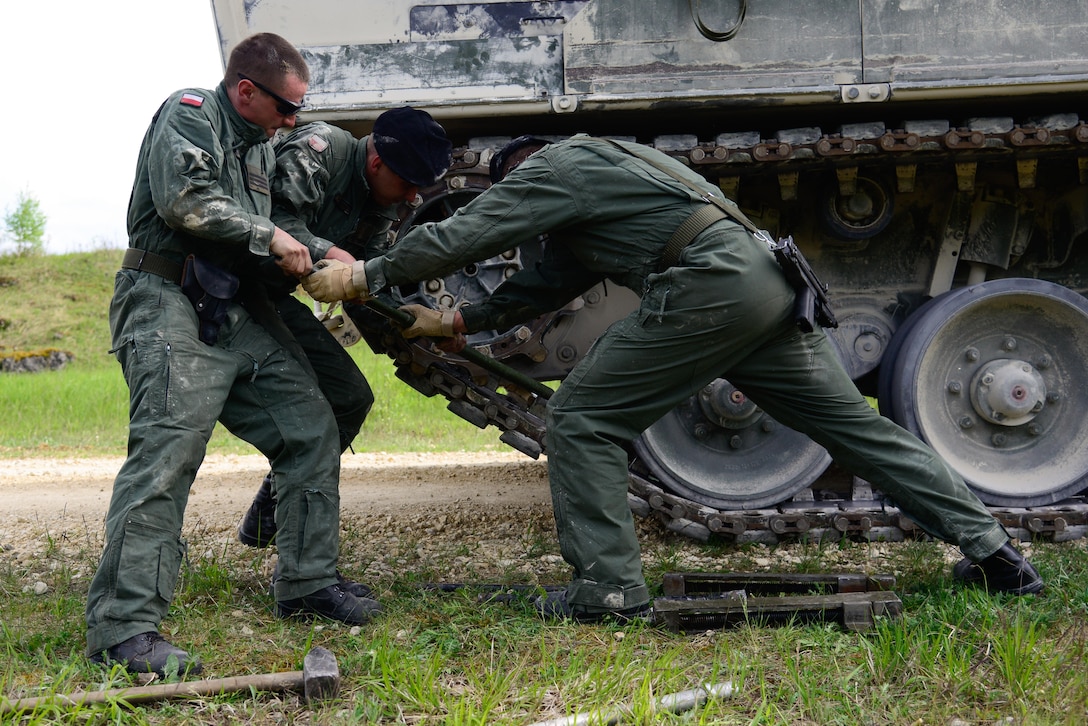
[
  {"left": 297, "top": 489, "right": 339, "bottom": 578},
  {"left": 638, "top": 270, "right": 672, "bottom": 327},
  {"left": 112, "top": 521, "right": 185, "bottom": 615}
]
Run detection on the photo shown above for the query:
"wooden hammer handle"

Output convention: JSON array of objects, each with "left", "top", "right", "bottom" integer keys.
[{"left": 1, "top": 671, "right": 303, "bottom": 713}]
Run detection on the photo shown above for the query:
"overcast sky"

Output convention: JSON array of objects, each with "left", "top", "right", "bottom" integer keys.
[{"left": 1, "top": 1, "right": 226, "bottom": 254}]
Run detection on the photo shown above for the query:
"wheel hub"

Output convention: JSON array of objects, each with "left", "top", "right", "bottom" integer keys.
[
  {"left": 879, "top": 279, "right": 1088, "bottom": 506},
  {"left": 969, "top": 357, "right": 1046, "bottom": 426},
  {"left": 697, "top": 380, "right": 759, "bottom": 429}
]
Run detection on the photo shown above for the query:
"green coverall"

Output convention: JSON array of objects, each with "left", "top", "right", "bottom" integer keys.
[
  {"left": 267, "top": 121, "right": 410, "bottom": 445},
  {"left": 363, "top": 134, "right": 1010, "bottom": 613},
  {"left": 271, "top": 121, "right": 401, "bottom": 264},
  {"left": 237, "top": 121, "right": 400, "bottom": 536},
  {"left": 86, "top": 84, "right": 342, "bottom": 654}
]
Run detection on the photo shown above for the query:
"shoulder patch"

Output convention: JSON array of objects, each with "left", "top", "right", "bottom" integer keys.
[
  {"left": 308, "top": 135, "right": 330, "bottom": 153},
  {"left": 180, "top": 93, "right": 204, "bottom": 107}
]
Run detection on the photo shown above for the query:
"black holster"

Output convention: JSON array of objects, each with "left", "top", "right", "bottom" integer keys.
[
  {"left": 771, "top": 236, "right": 838, "bottom": 333},
  {"left": 181, "top": 255, "right": 239, "bottom": 345}
]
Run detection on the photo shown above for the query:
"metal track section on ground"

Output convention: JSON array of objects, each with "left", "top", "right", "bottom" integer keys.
[{"left": 653, "top": 572, "right": 903, "bottom": 633}]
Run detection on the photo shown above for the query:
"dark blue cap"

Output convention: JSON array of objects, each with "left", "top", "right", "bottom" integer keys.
[{"left": 372, "top": 107, "right": 453, "bottom": 187}]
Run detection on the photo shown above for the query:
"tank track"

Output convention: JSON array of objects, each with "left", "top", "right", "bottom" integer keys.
[
  {"left": 354, "top": 305, "right": 1088, "bottom": 546},
  {"left": 357, "top": 111, "right": 1088, "bottom": 544},
  {"left": 634, "top": 112, "right": 1088, "bottom": 195}
]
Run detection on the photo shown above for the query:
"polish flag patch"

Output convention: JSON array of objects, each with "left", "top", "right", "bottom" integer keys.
[
  {"left": 308, "top": 135, "right": 329, "bottom": 153},
  {"left": 180, "top": 93, "right": 205, "bottom": 107}
]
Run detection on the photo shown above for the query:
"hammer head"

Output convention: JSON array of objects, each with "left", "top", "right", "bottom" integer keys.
[{"left": 302, "top": 647, "right": 340, "bottom": 703}]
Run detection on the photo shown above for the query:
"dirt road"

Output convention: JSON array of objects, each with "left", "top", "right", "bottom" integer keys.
[
  {"left": 0, "top": 451, "right": 969, "bottom": 590},
  {"left": 0, "top": 451, "right": 581, "bottom": 588},
  {"left": 0, "top": 451, "right": 549, "bottom": 529}
]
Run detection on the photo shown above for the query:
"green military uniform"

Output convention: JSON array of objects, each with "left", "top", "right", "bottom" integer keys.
[
  {"left": 363, "top": 134, "right": 1010, "bottom": 613},
  {"left": 267, "top": 121, "right": 406, "bottom": 446},
  {"left": 86, "top": 84, "right": 342, "bottom": 655},
  {"left": 234, "top": 122, "right": 394, "bottom": 549},
  {"left": 261, "top": 121, "right": 403, "bottom": 452}
]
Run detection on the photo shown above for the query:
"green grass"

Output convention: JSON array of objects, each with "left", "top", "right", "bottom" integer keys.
[
  {"left": 3, "top": 251, "right": 1088, "bottom": 724},
  {"left": 0, "top": 350, "right": 501, "bottom": 457},
  {"left": 1, "top": 523, "right": 1086, "bottom": 724}
]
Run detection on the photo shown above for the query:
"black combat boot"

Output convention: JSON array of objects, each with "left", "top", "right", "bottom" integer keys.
[
  {"left": 532, "top": 590, "right": 652, "bottom": 624},
  {"left": 270, "top": 560, "right": 374, "bottom": 599},
  {"left": 953, "top": 541, "right": 1044, "bottom": 595},
  {"left": 238, "top": 473, "right": 277, "bottom": 548},
  {"left": 89, "top": 632, "right": 202, "bottom": 677},
  {"left": 277, "top": 583, "right": 383, "bottom": 625}
]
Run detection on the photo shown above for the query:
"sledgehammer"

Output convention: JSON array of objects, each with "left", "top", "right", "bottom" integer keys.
[{"left": 0, "top": 646, "right": 339, "bottom": 714}]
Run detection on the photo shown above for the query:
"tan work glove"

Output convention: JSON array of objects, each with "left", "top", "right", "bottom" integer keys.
[
  {"left": 301, "top": 259, "right": 372, "bottom": 302},
  {"left": 399, "top": 304, "right": 457, "bottom": 338}
]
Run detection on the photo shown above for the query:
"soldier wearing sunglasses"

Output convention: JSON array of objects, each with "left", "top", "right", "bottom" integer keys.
[{"left": 85, "top": 33, "right": 379, "bottom": 679}]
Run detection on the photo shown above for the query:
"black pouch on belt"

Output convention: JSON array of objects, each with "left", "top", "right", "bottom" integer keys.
[{"left": 181, "top": 255, "right": 240, "bottom": 345}]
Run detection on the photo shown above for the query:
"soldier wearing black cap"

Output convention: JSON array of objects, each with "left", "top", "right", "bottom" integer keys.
[{"left": 236, "top": 108, "right": 452, "bottom": 572}]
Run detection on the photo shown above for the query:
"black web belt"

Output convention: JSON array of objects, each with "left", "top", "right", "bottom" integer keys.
[{"left": 121, "top": 248, "right": 183, "bottom": 284}]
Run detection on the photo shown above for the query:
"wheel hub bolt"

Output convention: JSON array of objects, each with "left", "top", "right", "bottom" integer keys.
[
  {"left": 1027, "top": 423, "right": 1042, "bottom": 436},
  {"left": 947, "top": 381, "right": 962, "bottom": 394},
  {"left": 730, "top": 435, "right": 743, "bottom": 449},
  {"left": 1035, "top": 354, "right": 1052, "bottom": 370},
  {"left": 959, "top": 416, "right": 974, "bottom": 429},
  {"left": 965, "top": 347, "right": 980, "bottom": 362},
  {"left": 693, "top": 424, "right": 711, "bottom": 440},
  {"left": 1002, "top": 337, "right": 1018, "bottom": 351},
  {"left": 991, "top": 433, "right": 1007, "bottom": 446}
]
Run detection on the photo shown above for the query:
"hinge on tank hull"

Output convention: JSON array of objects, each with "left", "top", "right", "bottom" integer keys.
[{"left": 840, "top": 83, "right": 891, "bottom": 103}]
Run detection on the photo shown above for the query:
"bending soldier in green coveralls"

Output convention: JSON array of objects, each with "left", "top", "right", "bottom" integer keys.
[
  {"left": 236, "top": 108, "right": 453, "bottom": 559},
  {"left": 85, "top": 34, "right": 380, "bottom": 678},
  {"left": 303, "top": 134, "right": 1044, "bottom": 622}
]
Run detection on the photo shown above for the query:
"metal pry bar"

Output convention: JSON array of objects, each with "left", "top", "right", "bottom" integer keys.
[{"left": 364, "top": 297, "right": 555, "bottom": 400}]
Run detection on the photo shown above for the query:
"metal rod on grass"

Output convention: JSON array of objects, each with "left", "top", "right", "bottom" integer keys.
[{"left": 526, "top": 681, "right": 735, "bottom": 726}]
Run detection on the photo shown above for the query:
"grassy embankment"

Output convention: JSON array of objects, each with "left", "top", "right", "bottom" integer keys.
[{"left": 0, "top": 249, "right": 499, "bottom": 457}]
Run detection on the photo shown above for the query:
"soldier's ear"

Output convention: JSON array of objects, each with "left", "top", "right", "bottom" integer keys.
[
  {"left": 235, "top": 76, "right": 257, "bottom": 105},
  {"left": 364, "top": 140, "right": 384, "bottom": 180}
]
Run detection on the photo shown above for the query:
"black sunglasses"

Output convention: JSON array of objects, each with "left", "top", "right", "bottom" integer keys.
[{"left": 237, "top": 72, "right": 305, "bottom": 116}]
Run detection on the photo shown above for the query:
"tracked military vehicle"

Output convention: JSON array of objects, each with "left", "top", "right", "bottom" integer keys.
[{"left": 211, "top": 0, "right": 1088, "bottom": 543}]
